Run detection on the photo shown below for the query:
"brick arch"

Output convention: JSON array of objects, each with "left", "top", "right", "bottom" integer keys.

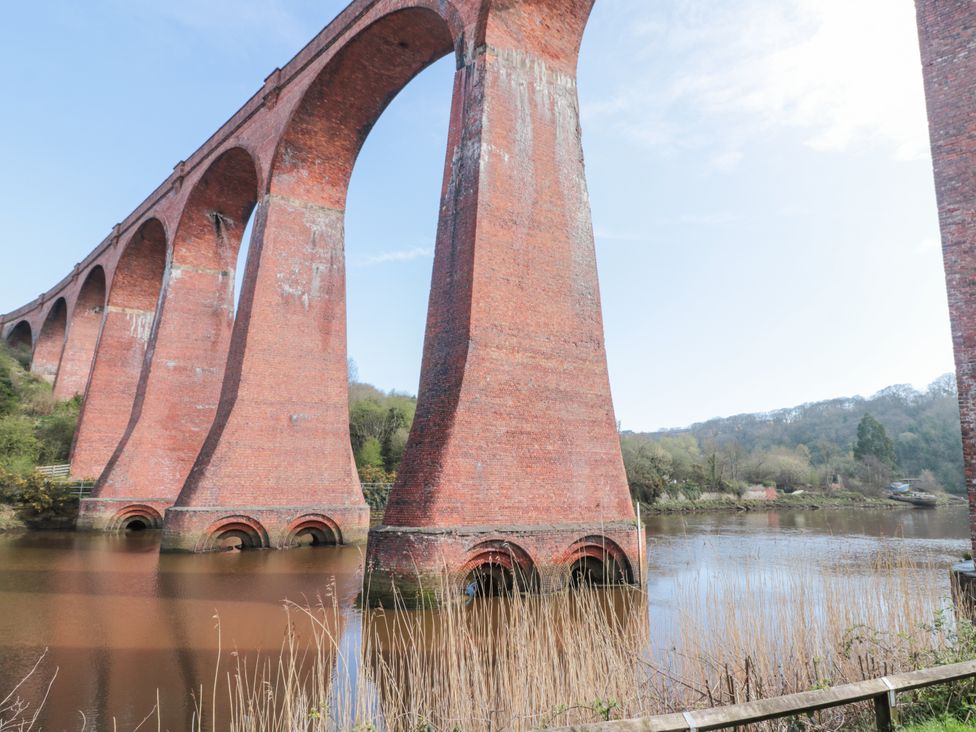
[
  {"left": 87, "top": 148, "right": 259, "bottom": 524},
  {"left": 108, "top": 218, "right": 168, "bottom": 311},
  {"left": 5, "top": 320, "right": 32, "bottom": 351},
  {"left": 162, "top": 9, "right": 459, "bottom": 548},
  {"left": 196, "top": 515, "right": 269, "bottom": 552},
  {"left": 107, "top": 504, "right": 164, "bottom": 532},
  {"left": 562, "top": 535, "right": 635, "bottom": 587},
  {"left": 54, "top": 266, "right": 106, "bottom": 399},
  {"left": 472, "top": 0, "right": 594, "bottom": 75},
  {"left": 269, "top": 7, "right": 456, "bottom": 208},
  {"left": 171, "top": 147, "right": 258, "bottom": 271},
  {"left": 283, "top": 513, "right": 342, "bottom": 548},
  {"left": 70, "top": 218, "right": 169, "bottom": 481},
  {"left": 460, "top": 540, "right": 540, "bottom": 595},
  {"left": 31, "top": 299, "right": 67, "bottom": 383}
]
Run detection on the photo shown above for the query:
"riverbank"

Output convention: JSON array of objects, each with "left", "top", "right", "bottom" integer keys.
[
  {"left": 0, "top": 473, "right": 80, "bottom": 532},
  {"left": 0, "top": 505, "right": 78, "bottom": 532},
  {"left": 641, "top": 490, "right": 965, "bottom": 515}
]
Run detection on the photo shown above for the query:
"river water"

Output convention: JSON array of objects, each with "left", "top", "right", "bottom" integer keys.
[{"left": 0, "top": 507, "right": 967, "bottom": 729}]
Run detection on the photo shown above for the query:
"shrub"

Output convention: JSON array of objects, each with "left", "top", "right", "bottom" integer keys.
[
  {"left": 0, "top": 469, "right": 79, "bottom": 526},
  {"left": 12, "top": 472, "right": 78, "bottom": 521},
  {"left": 0, "top": 416, "right": 42, "bottom": 474},
  {"left": 359, "top": 464, "right": 395, "bottom": 484},
  {"left": 356, "top": 437, "right": 384, "bottom": 470},
  {"left": 35, "top": 397, "right": 81, "bottom": 464}
]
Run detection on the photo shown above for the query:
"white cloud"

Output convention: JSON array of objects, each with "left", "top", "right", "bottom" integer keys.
[
  {"left": 710, "top": 149, "right": 744, "bottom": 171},
  {"left": 586, "top": 0, "right": 930, "bottom": 162},
  {"left": 354, "top": 246, "right": 434, "bottom": 266}
]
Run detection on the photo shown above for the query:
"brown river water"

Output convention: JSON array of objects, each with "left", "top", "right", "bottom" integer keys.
[{"left": 0, "top": 507, "right": 968, "bottom": 730}]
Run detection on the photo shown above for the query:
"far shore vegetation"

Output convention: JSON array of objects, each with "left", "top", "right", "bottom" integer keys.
[{"left": 0, "top": 343, "right": 969, "bottom": 529}]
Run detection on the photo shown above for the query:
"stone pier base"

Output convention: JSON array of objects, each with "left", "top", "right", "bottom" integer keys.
[
  {"left": 364, "top": 521, "right": 644, "bottom": 607},
  {"left": 78, "top": 497, "right": 172, "bottom": 532},
  {"left": 951, "top": 560, "right": 976, "bottom": 618},
  {"left": 160, "top": 504, "right": 370, "bottom": 553}
]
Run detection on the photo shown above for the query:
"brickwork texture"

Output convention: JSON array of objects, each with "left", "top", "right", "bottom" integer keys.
[{"left": 5, "top": 0, "right": 643, "bottom": 596}]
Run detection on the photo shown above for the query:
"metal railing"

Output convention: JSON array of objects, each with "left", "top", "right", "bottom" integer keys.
[
  {"left": 35, "top": 463, "right": 70, "bottom": 479},
  {"left": 361, "top": 482, "right": 392, "bottom": 510},
  {"left": 34, "top": 465, "right": 94, "bottom": 498},
  {"left": 553, "top": 659, "right": 976, "bottom": 732}
]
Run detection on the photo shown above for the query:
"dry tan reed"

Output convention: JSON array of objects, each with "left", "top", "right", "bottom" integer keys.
[{"left": 203, "top": 551, "right": 965, "bottom": 732}]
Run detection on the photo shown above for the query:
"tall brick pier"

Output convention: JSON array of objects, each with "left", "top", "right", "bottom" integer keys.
[
  {"left": 364, "top": 0, "right": 641, "bottom": 600},
  {"left": 917, "top": 2, "right": 976, "bottom": 603},
  {"left": 0, "top": 0, "right": 642, "bottom": 598}
]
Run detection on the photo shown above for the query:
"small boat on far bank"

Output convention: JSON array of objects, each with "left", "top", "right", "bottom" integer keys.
[{"left": 888, "top": 491, "right": 939, "bottom": 508}]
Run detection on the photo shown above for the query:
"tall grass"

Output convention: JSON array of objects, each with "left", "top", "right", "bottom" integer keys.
[
  {"left": 209, "top": 553, "right": 969, "bottom": 732},
  {"left": 4, "top": 552, "right": 969, "bottom": 731}
]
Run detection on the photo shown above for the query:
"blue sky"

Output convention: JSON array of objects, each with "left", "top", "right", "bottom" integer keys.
[{"left": 0, "top": 0, "right": 951, "bottom": 431}]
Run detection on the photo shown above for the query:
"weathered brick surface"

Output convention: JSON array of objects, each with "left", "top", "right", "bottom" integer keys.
[
  {"left": 54, "top": 267, "right": 105, "bottom": 399},
  {"left": 916, "top": 2, "right": 976, "bottom": 555},
  {"left": 366, "top": 523, "right": 642, "bottom": 605},
  {"left": 30, "top": 299, "right": 66, "bottom": 384},
  {"left": 159, "top": 7, "right": 453, "bottom": 551},
  {"left": 162, "top": 505, "right": 369, "bottom": 552},
  {"left": 70, "top": 220, "right": 167, "bottom": 480},
  {"left": 5, "top": 0, "right": 640, "bottom": 591},
  {"left": 79, "top": 149, "right": 257, "bottom": 529},
  {"left": 2, "top": 321, "right": 33, "bottom": 349},
  {"left": 367, "top": 0, "right": 640, "bottom": 590},
  {"left": 77, "top": 497, "right": 170, "bottom": 531}
]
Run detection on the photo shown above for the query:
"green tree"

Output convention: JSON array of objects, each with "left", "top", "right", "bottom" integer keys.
[
  {"left": 380, "top": 407, "right": 407, "bottom": 472},
  {"left": 853, "top": 413, "right": 896, "bottom": 467},
  {"left": 0, "top": 362, "right": 15, "bottom": 417},
  {"left": 355, "top": 437, "right": 384, "bottom": 470},
  {"left": 620, "top": 436, "right": 670, "bottom": 503},
  {"left": 0, "top": 416, "right": 42, "bottom": 474}
]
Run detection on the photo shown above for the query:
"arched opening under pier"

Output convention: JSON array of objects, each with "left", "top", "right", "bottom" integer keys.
[
  {"left": 566, "top": 536, "right": 635, "bottom": 588},
  {"left": 215, "top": 525, "right": 265, "bottom": 552},
  {"left": 285, "top": 515, "right": 342, "bottom": 548},
  {"left": 5, "top": 321, "right": 33, "bottom": 367},
  {"left": 199, "top": 516, "right": 269, "bottom": 553},
  {"left": 273, "top": 3, "right": 456, "bottom": 415},
  {"left": 32, "top": 298, "right": 67, "bottom": 383},
  {"left": 108, "top": 505, "right": 164, "bottom": 533},
  {"left": 69, "top": 218, "right": 169, "bottom": 482},
  {"left": 55, "top": 266, "right": 106, "bottom": 399},
  {"left": 461, "top": 541, "right": 539, "bottom": 600}
]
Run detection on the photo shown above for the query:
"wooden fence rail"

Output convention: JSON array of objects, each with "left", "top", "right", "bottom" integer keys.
[{"left": 553, "top": 659, "right": 976, "bottom": 732}]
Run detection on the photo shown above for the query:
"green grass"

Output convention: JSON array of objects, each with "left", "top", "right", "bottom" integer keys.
[
  {"left": 643, "top": 491, "right": 901, "bottom": 515},
  {"left": 901, "top": 717, "right": 976, "bottom": 731}
]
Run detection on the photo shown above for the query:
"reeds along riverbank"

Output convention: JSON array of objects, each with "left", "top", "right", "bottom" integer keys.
[
  {"left": 208, "top": 554, "right": 972, "bottom": 732},
  {"left": 4, "top": 554, "right": 972, "bottom": 731}
]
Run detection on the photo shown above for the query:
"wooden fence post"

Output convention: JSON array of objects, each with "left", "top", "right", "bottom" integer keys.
[{"left": 873, "top": 693, "right": 893, "bottom": 732}]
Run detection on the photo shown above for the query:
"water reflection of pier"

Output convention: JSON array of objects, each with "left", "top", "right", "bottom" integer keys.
[{"left": 0, "top": 533, "right": 363, "bottom": 730}]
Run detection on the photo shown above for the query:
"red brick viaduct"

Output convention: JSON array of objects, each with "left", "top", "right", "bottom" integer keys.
[{"left": 0, "top": 0, "right": 644, "bottom": 597}]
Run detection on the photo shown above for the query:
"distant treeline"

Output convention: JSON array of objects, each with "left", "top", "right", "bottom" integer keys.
[
  {"left": 0, "top": 344, "right": 966, "bottom": 502},
  {"left": 622, "top": 374, "right": 965, "bottom": 501}
]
